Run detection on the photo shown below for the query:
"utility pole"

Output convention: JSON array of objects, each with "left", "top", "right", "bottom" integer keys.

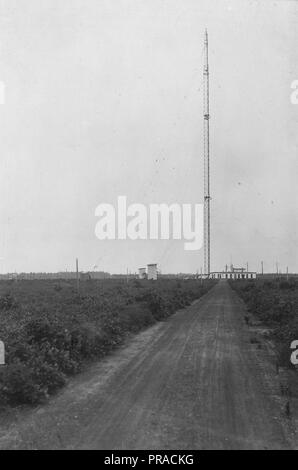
[
  {"left": 203, "top": 29, "right": 211, "bottom": 277},
  {"left": 276, "top": 262, "right": 279, "bottom": 278},
  {"left": 261, "top": 261, "right": 264, "bottom": 276},
  {"left": 0, "top": 340, "right": 5, "bottom": 366},
  {"left": 76, "top": 258, "right": 80, "bottom": 294},
  {"left": 286, "top": 266, "right": 289, "bottom": 281},
  {"left": 200, "top": 266, "right": 203, "bottom": 286},
  {"left": 246, "top": 262, "right": 248, "bottom": 273}
]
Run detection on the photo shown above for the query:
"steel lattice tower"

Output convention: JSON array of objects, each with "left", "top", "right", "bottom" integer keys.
[{"left": 203, "top": 29, "right": 210, "bottom": 276}]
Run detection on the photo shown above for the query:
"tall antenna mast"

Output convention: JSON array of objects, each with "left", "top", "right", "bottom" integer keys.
[{"left": 203, "top": 29, "right": 211, "bottom": 276}]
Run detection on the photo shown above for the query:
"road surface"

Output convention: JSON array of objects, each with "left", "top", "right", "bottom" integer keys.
[{"left": 0, "top": 280, "right": 294, "bottom": 449}]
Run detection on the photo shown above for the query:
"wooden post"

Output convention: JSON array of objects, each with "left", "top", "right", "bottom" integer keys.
[
  {"left": 0, "top": 341, "right": 5, "bottom": 365},
  {"left": 76, "top": 258, "right": 80, "bottom": 294}
]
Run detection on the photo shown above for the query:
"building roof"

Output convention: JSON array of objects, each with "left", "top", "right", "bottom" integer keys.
[{"left": 210, "top": 271, "right": 256, "bottom": 274}]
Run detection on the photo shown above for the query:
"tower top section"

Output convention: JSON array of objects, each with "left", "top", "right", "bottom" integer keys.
[
  {"left": 204, "top": 29, "right": 209, "bottom": 74},
  {"left": 203, "top": 28, "right": 210, "bottom": 276}
]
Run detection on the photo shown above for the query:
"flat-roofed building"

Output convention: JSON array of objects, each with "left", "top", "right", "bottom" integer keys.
[
  {"left": 147, "top": 264, "right": 158, "bottom": 281},
  {"left": 210, "top": 270, "right": 256, "bottom": 280},
  {"left": 138, "top": 268, "right": 147, "bottom": 280}
]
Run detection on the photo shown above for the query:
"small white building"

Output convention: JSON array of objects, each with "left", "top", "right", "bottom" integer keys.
[
  {"left": 138, "top": 268, "right": 147, "bottom": 280},
  {"left": 147, "top": 264, "right": 158, "bottom": 281}
]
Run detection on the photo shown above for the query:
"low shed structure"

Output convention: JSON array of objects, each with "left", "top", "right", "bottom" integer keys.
[
  {"left": 210, "top": 271, "right": 257, "bottom": 280},
  {"left": 138, "top": 268, "right": 147, "bottom": 280}
]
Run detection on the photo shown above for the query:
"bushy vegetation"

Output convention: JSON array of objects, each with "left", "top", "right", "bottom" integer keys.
[
  {"left": 230, "top": 277, "right": 298, "bottom": 367},
  {"left": 0, "top": 278, "right": 215, "bottom": 406}
]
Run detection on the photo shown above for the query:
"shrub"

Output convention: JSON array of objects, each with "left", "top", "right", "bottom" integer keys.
[
  {"left": 0, "top": 293, "right": 18, "bottom": 311},
  {"left": 0, "top": 278, "right": 216, "bottom": 406},
  {"left": 119, "top": 303, "right": 155, "bottom": 332},
  {"left": 0, "top": 364, "right": 43, "bottom": 405},
  {"left": 230, "top": 277, "right": 298, "bottom": 369}
]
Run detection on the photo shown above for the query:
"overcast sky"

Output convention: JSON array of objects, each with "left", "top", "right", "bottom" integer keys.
[{"left": 0, "top": 0, "right": 297, "bottom": 274}]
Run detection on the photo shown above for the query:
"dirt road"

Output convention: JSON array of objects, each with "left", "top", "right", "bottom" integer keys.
[{"left": 0, "top": 280, "right": 295, "bottom": 449}]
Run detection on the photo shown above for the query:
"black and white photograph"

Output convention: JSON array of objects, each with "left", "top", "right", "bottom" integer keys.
[{"left": 0, "top": 0, "right": 298, "bottom": 454}]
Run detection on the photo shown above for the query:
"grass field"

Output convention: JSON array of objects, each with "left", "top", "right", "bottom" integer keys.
[
  {"left": 0, "top": 278, "right": 215, "bottom": 408},
  {"left": 230, "top": 277, "right": 298, "bottom": 368}
]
